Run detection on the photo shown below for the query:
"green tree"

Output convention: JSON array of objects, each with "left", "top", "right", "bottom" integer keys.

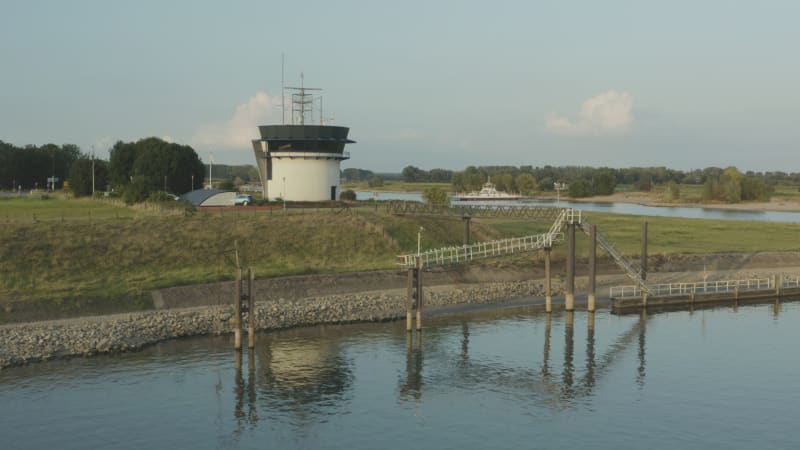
[
  {"left": 720, "top": 166, "right": 743, "bottom": 203},
  {"left": 594, "top": 169, "right": 617, "bottom": 195},
  {"left": 515, "top": 173, "right": 538, "bottom": 196},
  {"left": 667, "top": 181, "right": 680, "bottom": 201},
  {"left": 368, "top": 175, "right": 384, "bottom": 187},
  {"left": 68, "top": 158, "right": 109, "bottom": 197},
  {"left": 568, "top": 179, "right": 591, "bottom": 197},
  {"left": 402, "top": 165, "right": 427, "bottom": 182},
  {"left": 339, "top": 189, "right": 357, "bottom": 201},
  {"left": 422, "top": 186, "right": 450, "bottom": 205},
  {"left": 110, "top": 137, "right": 205, "bottom": 200}
]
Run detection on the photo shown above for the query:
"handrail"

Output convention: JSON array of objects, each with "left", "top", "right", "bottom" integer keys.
[{"left": 609, "top": 276, "right": 791, "bottom": 298}]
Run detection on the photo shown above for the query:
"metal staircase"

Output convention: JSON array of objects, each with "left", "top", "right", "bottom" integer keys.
[{"left": 579, "top": 222, "right": 651, "bottom": 294}]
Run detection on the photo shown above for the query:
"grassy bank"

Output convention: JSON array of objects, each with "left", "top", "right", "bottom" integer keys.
[{"left": 2, "top": 196, "right": 800, "bottom": 316}]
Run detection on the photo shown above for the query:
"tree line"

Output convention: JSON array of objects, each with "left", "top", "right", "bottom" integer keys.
[{"left": 344, "top": 164, "right": 789, "bottom": 203}]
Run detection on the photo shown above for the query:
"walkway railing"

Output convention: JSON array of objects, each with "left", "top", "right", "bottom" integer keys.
[
  {"left": 397, "top": 232, "right": 563, "bottom": 269},
  {"left": 397, "top": 208, "right": 578, "bottom": 269},
  {"left": 579, "top": 222, "right": 650, "bottom": 294},
  {"left": 385, "top": 201, "right": 566, "bottom": 221},
  {"left": 609, "top": 277, "right": 800, "bottom": 299}
]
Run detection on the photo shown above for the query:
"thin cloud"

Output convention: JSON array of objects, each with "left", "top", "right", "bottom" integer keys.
[
  {"left": 546, "top": 90, "right": 634, "bottom": 136},
  {"left": 192, "top": 91, "right": 277, "bottom": 150}
]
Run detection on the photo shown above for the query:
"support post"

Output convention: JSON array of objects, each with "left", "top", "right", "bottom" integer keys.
[
  {"left": 247, "top": 267, "right": 255, "bottom": 349},
  {"left": 641, "top": 220, "right": 648, "bottom": 281},
  {"left": 775, "top": 274, "right": 781, "bottom": 296},
  {"left": 234, "top": 268, "right": 242, "bottom": 351},
  {"left": 416, "top": 256, "right": 423, "bottom": 331},
  {"left": 545, "top": 247, "right": 552, "bottom": 313},
  {"left": 462, "top": 215, "right": 471, "bottom": 247},
  {"left": 565, "top": 222, "right": 575, "bottom": 311},
  {"left": 641, "top": 220, "right": 648, "bottom": 307},
  {"left": 588, "top": 223, "right": 597, "bottom": 312},
  {"left": 406, "top": 267, "right": 414, "bottom": 332}
]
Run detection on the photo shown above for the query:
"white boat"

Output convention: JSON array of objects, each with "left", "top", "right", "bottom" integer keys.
[{"left": 455, "top": 178, "right": 523, "bottom": 201}]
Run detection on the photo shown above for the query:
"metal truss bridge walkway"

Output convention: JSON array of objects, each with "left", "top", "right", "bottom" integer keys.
[{"left": 395, "top": 203, "right": 652, "bottom": 294}]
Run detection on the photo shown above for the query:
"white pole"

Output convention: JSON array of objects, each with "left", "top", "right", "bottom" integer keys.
[
  {"left": 282, "top": 176, "right": 286, "bottom": 210},
  {"left": 417, "top": 226, "right": 424, "bottom": 256},
  {"left": 91, "top": 145, "right": 95, "bottom": 195}
]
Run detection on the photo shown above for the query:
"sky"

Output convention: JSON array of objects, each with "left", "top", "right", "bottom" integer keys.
[{"left": 1, "top": 0, "right": 799, "bottom": 173}]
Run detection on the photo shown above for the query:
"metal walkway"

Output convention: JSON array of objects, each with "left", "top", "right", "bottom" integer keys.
[
  {"left": 385, "top": 201, "right": 566, "bottom": 221},
  {"left": 397, "top": 209, "right": 579, "bottom": 269},
  {"left": 578, "top": 222, "right": 652, "bottom": 294},
  {"left": 610, "top": 276, "right": 800, "bottom": 299}
]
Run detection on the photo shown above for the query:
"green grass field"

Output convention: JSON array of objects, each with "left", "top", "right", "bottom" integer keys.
[{"left": 2, "top": 196, "right": 800, "bottom": 316}]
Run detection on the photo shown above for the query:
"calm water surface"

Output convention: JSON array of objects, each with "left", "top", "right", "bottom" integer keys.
[
  {"left": 356, "top": 191, "right": 800, "bottom": 222},
  {"left": 2, "top": 302, "right": 800, "bottom": 449}
]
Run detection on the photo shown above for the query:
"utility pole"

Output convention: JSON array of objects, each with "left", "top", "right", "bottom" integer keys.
[{"left": 91, "top": 145, "right": 95, "bottom": 195}]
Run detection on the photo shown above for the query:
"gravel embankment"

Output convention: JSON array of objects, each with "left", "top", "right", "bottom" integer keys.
[{"left": 0, "top": 280, "right": 556, "bottom": 370}]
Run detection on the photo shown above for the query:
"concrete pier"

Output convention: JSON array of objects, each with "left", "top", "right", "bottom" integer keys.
[
  {"left": 565, "top": 223, "right": 575, "bottom": 311},
  {"left": 234, "top": 268, "right": 242, "bottom": 350},
  {"left": 545, "top": 247, "right": 552, "bottom": 313},
  {"left": 588, "top": 224, "right": 597, "bottom": 312},
  {"left": 247, "top": 268, "right": 255, "bottom": 349}
]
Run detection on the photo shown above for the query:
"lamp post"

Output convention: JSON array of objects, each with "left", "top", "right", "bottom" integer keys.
[
  {"left": 417, "top": 226, "right": 424, "bottom": 256},
  {"left": 282, "top": 176, "right": 286, "bottom": 210}
]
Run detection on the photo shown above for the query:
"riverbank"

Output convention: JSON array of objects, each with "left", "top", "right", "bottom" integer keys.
[
  {"left": 4, "top": 250, "right": 800, "bottom": 370},
  {"left": 563, "top": 191, "right": 800, "bottom": 213}
]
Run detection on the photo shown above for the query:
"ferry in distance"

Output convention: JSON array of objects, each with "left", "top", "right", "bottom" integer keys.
[{"left": 455, "top": 177, "right": 524, "bottom": 201}]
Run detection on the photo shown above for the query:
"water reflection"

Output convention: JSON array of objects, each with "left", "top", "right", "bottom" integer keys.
[
  {"left": 253, "top": 333, "right": 354, "bottom": 427},
  {"left": 392, "top": 310, "right": 649, "bottom": 409},
  {"left": 400, "top": 333, "right": 424, "bottom": 401},
  {"left": 233, "top": 351, "right": 259, "bottom": 431}
]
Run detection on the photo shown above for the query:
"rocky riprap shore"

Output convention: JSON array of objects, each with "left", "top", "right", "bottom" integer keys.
[{"left": 0, "top": 280, "right": 557, "bottom": 370}]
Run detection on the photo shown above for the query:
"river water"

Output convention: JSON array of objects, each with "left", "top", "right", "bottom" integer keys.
[
  {"left": 2, "top": 301, "right": 799, "bottom": 449},
  {"left": 355, "top": 191, "right": 800, "bottom": 223}
]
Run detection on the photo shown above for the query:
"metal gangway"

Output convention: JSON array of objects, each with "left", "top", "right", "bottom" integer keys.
[
  {"left": 385, "top": 201, "right": 566, "bottom": 221},
  {"left": 610, "top": 275, "right": 800, "bottom": 299},
  {"left": 579, "top": 222, "right": 651, "bottom": 294},
  {"left": 397, "top": 208, "right": 579, "bottom": 270}
]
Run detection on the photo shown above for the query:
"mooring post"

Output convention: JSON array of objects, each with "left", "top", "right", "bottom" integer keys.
[
  {"left": 565, "top": 222, "right": 575, "bottom": 311},
  {"left": 641, "top": 220, "right": 648, "bottom": 307},
  {"left": 463, "top": 215, "right": 471, "bottom": 247},
  {"left": 416, "top": 255, "right": 423, "bottom": 331},
  {"left": 247, "top": 267, "right": 255, "bottom": 349},
  {"left": 588, "top": 223, "right": 597, "bottom": 312},
  {"left": 234, "top": 268, "right": 242, "bottom": 351},
  {"left": 545, "top": 247, "right": 552, "bottom": 313},
  {"left": 775, "top": 274, "right": 781, "bottom": 296},
  {"left": 406, "top": 266, "right": 414, "bottom": 332}
]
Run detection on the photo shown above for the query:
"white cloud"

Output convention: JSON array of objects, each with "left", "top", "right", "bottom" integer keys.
[
  {"left": 546, "top": 90, "right": 634, "bottom": 136},
  {"left": 191, "top": 91, "right": 277, "bottom": 150}
]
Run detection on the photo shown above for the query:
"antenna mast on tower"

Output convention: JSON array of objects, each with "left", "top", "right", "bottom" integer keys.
[{"left": 285, "top": 73, "right": 321, "bottom": 126}]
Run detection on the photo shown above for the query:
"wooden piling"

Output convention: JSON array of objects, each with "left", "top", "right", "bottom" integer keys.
[
  {"left": 545, "top": 247, "right": 552, "bottom": 313},
  {"left": 416, "top": 256, "right": 423, "bottom": 331},
  {"left": 641, "top": 220, "right": 648, "bottom": 308},
  {"left": 247, "top": 267, "right": 255, "bottom": 349},
  {"left": 234, "top": 268, "right": 242, "bottom": 351},
  {"left": 641, "top": 220, "right": 648, "bottom": 281},
  {"left": 462, "top": 215, "right": 471, "bottom": 247},
  {"left": 588, "top": 224, "right": 597, "bottom": 312},
  {"left": 565, "top": 223, "right": 575, "bottom": 311},
  {"left": 406, "top": 267, "right": 414, "bottom": 332}
]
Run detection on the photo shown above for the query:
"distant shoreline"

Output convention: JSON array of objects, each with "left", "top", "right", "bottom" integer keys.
[{"left": 351, "top": 186, "right": 800, "bottom": 213}]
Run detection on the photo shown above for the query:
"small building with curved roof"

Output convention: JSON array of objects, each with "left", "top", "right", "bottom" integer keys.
[{"left": 179, "top": 189, "right": 236, "bottom": 207}]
